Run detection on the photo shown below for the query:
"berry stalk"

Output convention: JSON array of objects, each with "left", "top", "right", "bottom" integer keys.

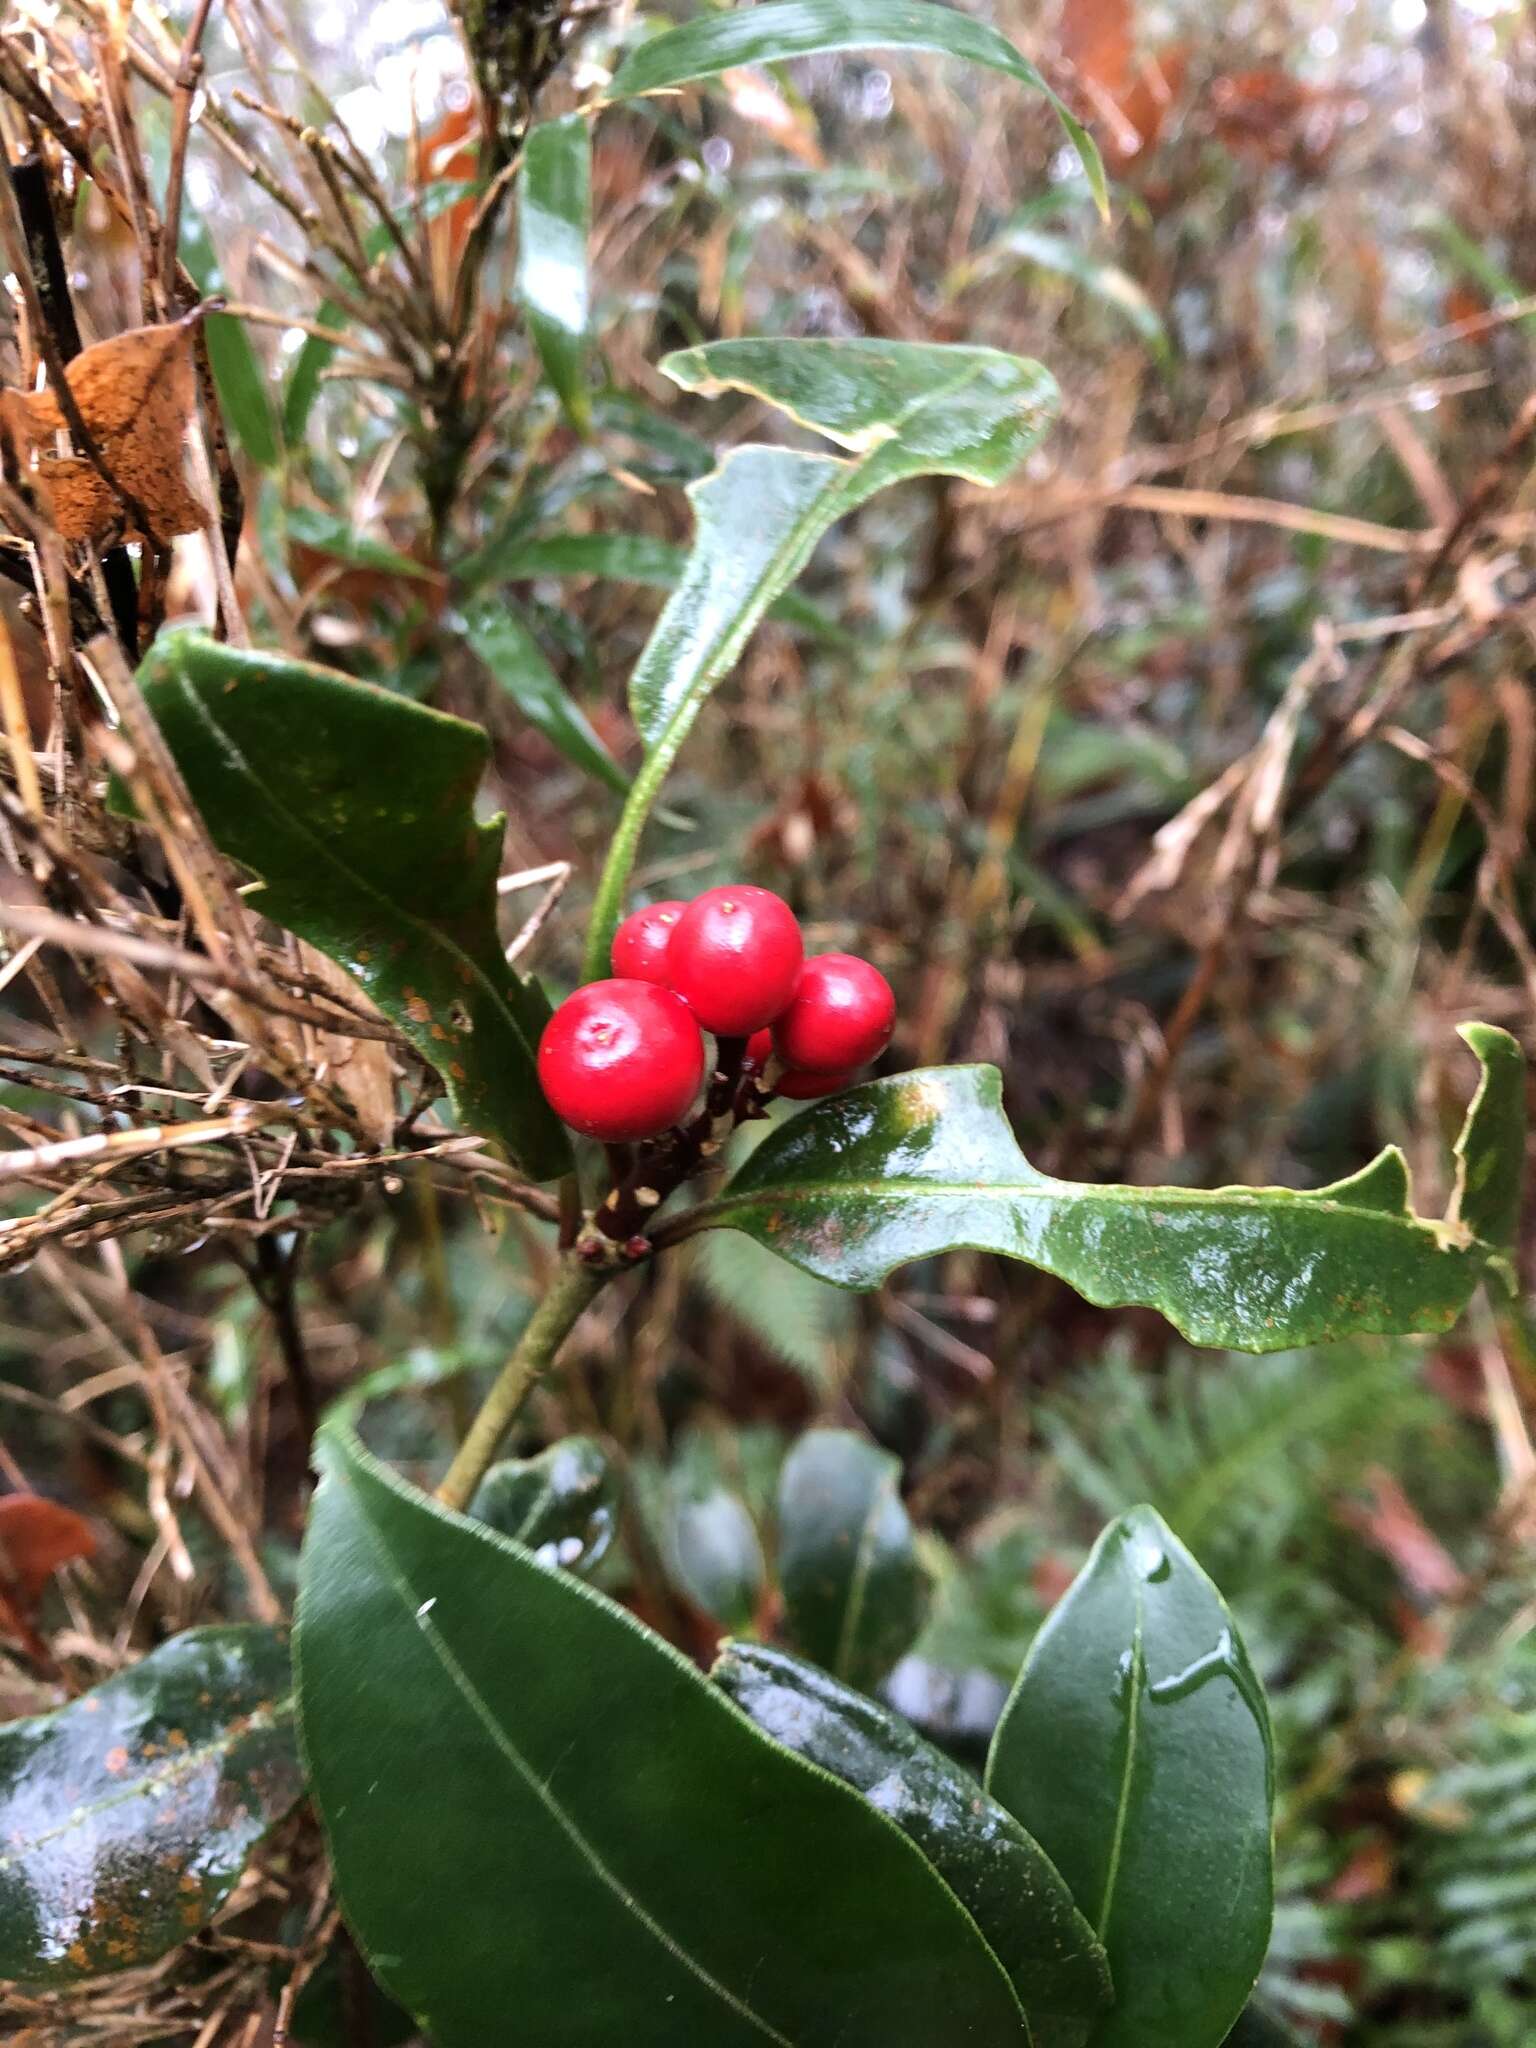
[{"left": 435, "top": 1255, "right": 609, "bottom": 1513}]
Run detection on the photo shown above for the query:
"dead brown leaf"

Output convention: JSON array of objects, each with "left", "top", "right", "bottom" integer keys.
[
  {"left": 0, "top": 1492, "right": 96, "bottom": 1662},
  {"left": 4, "top": 317, "right": 210, "bottom": 544}
]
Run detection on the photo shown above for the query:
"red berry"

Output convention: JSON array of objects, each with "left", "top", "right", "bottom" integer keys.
[
  {"left": 611, "top": 900, "right": 686, "bottom": 985},
  {"left": 772, "top": 953, "right": 895, "bottom": 1073},
  {"left": 667, "top": 885, "right": 803, "bottom": 1036},
  {"left": 538, "top": 979, "right": 704, "bottom": 1141},
  {"left": 777, "top": 1066, "right": 856, "bottom": 1099},
  {"left": 743, "top": 1028, "right": 775, "bottom": 1074}
]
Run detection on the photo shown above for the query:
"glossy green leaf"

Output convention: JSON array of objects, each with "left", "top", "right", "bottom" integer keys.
[
  {"left": 1450, "top": 1020, "right": 1524, "bottom": 1287},
  {"left": 132, "top": 630, "right": 571, "bottom": 1181},
  {"left": 517, "top": 114, "right": 593, "bottom": 428},
  {"left": 986, "top": 1508, "right": 1274, "bottom": 2048},
  {"left": 470, "top": 1435, "right": 618, "bottom": 1577},
  {"left": 666, "top": 1481, "right": 767, "bottom": 1629},
  {"left": 607, "top": 0, "right": 1106, "bottom": 213},
  {"left": 714, "top": 1641, "right": 1112, "bottom": 2048},
  {"left": 0, "top": 1626, "right": 301, "bottom": 1984},
  {"left": 683, "top": 1028, "right": 1522, "bottom": 1350},
  {"left": 584, "top": 339, "right": 1058, "bottom": 974},
  {"left": 777, "top": 1428, "right": 931, "bottom": 1690},
  {"left": 295, "top": 1425, "right": 1030, "bottom": 2047},
  {"left": 459, "top": 599, "right": 629, "bottom": 794}
]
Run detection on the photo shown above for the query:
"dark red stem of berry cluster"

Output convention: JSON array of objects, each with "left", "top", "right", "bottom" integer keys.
[{"left": 579, "top": 1035, "right": 767, "bottom": 1262}]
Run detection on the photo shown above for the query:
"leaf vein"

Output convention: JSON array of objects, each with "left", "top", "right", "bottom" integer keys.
[
  {"left": 1096, "top": 1599, "right": 1142, "bottom": 1943},
  {"left": 347, "top": 1476, "right": 796, "bottom": 2047}
]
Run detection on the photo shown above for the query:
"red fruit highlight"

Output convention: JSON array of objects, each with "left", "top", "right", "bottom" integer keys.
[
  {"left": 538, "top": 979, "right": 704, "bottom": 1142},
  {"left": 611, "top": 900, "right": 686, "bottom": 985},
  {"left": 772, "top": 953, "right": 895, "bottom": 1073},
  {"left": 777, "top": 1067, "right": 856, "bottom": 1099},
  {"left": 667, "top": 885, "right": 803, "bottom": 1036}
]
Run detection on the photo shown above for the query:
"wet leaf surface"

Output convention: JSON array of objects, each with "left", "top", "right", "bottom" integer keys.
[
  {"left": 470, "top": 1435, "right": 618, "bottom": 1577},
  {"left": 630, "top": 341, "right": 1059, "bottom": 759},
  {"left": 714, "top": 1641, "right": 1112, "bottom": 2048},
  {"left": 664, "top": 1482, "right": 766, "bottom": 1631},
  {"left": 986, "top": 1508, "right": 1273, "bottom": 2048},
  {"left": 0, "top": 1626, "right": 301, "bottom": 1984},
  {"left": 296, "top": 1425, "right": 1030, "bottom": 2047},
  {"left": 776, "top": 1429, "right": 931, "bottom": 1689},
  {"left": 132, "top": 629, "right": 570, "bottom": 1181},
  {"left": 688, "top": 1031, "right": 1522, "bottom": 1351},
  {"left": 586, "top": 341, "right": 1058, "bottom": 970}
]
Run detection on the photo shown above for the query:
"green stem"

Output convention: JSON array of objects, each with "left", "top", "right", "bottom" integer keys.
[
  {"left": 581, "top": 741, "right": 676, "bottom": 981},
  {"left": 436, "top": 1257, "right": 608, "bottom": 1512}
]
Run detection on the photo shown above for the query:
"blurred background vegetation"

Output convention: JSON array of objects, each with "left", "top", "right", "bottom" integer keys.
[{"left": 1, "top": 0, "right": 1534, "bottom": 2039}]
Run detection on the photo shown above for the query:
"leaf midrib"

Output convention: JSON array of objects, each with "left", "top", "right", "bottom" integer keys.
[
  {"left": 1096, "top": 1607, "right": 1143, "bottom": 1945},
  {"left": 634, "top": 449, "right": 846, "bottom": 757},
  {"left": 0, "top": 1697, "right": 291, "bottom": 1869},
  {"left": 346, "top": 1471, "right": 796, "bottom": 2047},
  {"left": 701, "top": 1176, "right": 1465, "bottom": 1240},
  {"left": 171, "top": 672, "right": 532, "bottom": 1058},
  {"left": 637, "top": 350, "right": 1007, "bottom": 757}
]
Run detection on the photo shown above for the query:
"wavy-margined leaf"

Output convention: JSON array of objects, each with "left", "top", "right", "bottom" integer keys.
[
  {"left": 0, "top": 1626, "right": 301, "bottom": 1984},
  {"left": 584, "top": 339, "right": 1058, "bottom": 972},
  {"left": 295, "top": 1426, "right": 1030, "bottom": 2047},
  {"left": 986, "top": 1508, "right": 1273, "bottom": 2048},
  {"left": 777, "top": 1428, "right": 931, "bottom": 1689},
  {"left": 517, "top": 114, "right": 592, "bottom": 428},
  {"left": 1451, "top": 1019, "right": 1525, "bottom": 1284},
  {"left": 470, "top": 1435, "right": 618, "bottom": 1577},
  {"left": 714, "top": 1641, "right": 1112, "bottom": 2048},
  {"left": 458, "top": 599, "right": 629, "bottom": 794},
  {"left": 675, "top": 1027, "right": 1522, "bottom": 1351},
  {"left": 607, "top": 0, "right": 1106, "bottom": 212},
  {"left": 132, "top": 630, "right": 571, "bottom": 1181}
]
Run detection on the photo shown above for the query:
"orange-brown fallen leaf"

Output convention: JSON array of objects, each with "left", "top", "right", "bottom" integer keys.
[
  {"left": 2, "top": 315, "right": 210, "bottom": 544},
  {"left": 0, "top": 1491, "right": 96, "bottom": 1663}
]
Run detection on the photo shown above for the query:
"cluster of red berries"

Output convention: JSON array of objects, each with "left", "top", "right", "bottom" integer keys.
[{"left": 537, "top": 886, "right": 895, "bottom": 1143}]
